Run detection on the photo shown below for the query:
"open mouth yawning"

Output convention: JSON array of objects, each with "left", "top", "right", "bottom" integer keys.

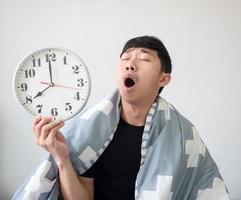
[{"left": 124, "top": 77, "right": 135, "bottom": 88}]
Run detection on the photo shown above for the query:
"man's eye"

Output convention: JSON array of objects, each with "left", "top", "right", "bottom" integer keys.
[
  {"left": 121, "top": 58, "right": 129, "bottom": 61},
  {"left": 140, "top": 58, "right": 151, "bottom": 61}
]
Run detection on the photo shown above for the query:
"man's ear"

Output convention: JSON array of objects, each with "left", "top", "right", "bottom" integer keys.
[{"left": 158, "top": 73, "right": 171, "bottom": 87}]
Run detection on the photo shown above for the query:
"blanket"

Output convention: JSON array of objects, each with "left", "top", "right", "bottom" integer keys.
[{"left": 13, "top": 89, "right": 230, "bottom": 200}]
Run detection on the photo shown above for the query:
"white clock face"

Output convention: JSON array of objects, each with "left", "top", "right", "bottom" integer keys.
[{"left": 13, "top": 47, "right": 91, "bottom": 121}]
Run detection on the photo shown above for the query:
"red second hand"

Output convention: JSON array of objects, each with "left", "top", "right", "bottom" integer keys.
[{"left": 40, "top": 81, "right": 81, "bottom": 90}]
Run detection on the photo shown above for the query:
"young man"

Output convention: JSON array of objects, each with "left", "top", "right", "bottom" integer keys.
[{"left": 13, "top": 36, "right": 230, "bottom": 200}]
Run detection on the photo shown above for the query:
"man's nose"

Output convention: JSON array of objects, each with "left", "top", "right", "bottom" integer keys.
[{"left": 125, "top": 63, "right": 136, "bottom": 72}]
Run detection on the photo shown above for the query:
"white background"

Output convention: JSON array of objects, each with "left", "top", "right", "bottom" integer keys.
[{"left": 0, "top": 0, "right": 240, "bottom": 199}]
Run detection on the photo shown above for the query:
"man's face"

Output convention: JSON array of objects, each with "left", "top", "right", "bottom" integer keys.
[{"left": 116, "top": 47, "right": 170, "bottom": 105}]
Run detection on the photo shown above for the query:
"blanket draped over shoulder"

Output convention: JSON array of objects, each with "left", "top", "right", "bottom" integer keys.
[{"left": 13, "top": 89, "right": 230, "bottom": 200}]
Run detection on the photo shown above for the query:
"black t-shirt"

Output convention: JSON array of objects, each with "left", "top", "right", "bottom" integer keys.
[{"left": 81, "top": 118, "right": 144, "bottom": 200}]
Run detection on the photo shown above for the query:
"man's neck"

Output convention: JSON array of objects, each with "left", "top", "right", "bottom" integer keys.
[{"left": 121, "top": 99, "right": 154, "bottom": 126}]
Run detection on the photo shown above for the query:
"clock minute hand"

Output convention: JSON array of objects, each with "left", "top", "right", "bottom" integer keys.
[
  {"left": 33, "top": 85, "right": 52, "bottom": 99},
  {"left": 48, "top": 60, "right": 54, "bottom": 85},
  {"left": 40, "top": 81, "right": 81, "bottom": 90}
]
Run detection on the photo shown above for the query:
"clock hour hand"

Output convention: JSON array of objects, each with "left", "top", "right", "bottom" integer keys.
[
  {"left": 48, "top": 60, "right": 54, "bottom": 85},
  {"left": 33, "top": 85, "right": 52, "bottom": 99}
]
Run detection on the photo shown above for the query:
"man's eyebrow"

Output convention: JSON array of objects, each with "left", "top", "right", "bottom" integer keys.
[
  {"left": 124, "top": 48, "right": 135, "bottom": 53},
  {"left": 139, "top": 48, "right": 153, "bottom": 56},
  {"left": 124, "top": 48, "right": 153, "bottom": 56}
]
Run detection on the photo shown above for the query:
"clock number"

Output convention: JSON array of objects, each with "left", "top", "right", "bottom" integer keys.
[
  {"left": 65, "top": 103, "right": 72, "bottom": 111},
  {"left": 72, "top": 65, "right": 80, "bottom": 74},
  {"left": 74, "top": 91, "right": 80, "bottom": 100},
  {"left": 26, "top": 95, "right": 33, "bottom": 104},
  {"left": 20, "top": 83, "right": 28, "bottom": 92},
  {"left": 36, "top": 104, "right": 43, "bottom": 113},
  {"left": 63, "top": 56, "right": 67, "bottom": 65},
  {"left": 24, "top": 69, "right": 36, "bottom": 78},
  {"left": 46, "top": 53, "right": 56, "bottom": 62},
  {"left": 51, "top": 108, "right": 58, "bottom": 116},
  {"left": 77, "top": 78, "right": 84, "bottom": 87},
  {"left": 33, "top": 58, "right": 41, "bottom": 67}
]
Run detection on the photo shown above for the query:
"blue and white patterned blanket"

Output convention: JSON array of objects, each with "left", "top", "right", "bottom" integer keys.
[{"left": 13, "top": 89, "right": 230, "bottom": 200}]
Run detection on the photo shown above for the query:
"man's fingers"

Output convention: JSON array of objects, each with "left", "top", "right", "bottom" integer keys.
[
  {"left": 34, "top": 116, "right": 52, "bottom": 132},
  {"left": 34, "top": 116, "right": 52, "bottom": 138},
  {"left": 45, "top": 122, "right": 65, "bottom": 150},
  {"left": 49, "top": 122, "right": 65, "bottom": 137},
  {"left": 32, "top": 115, "right": 42, "bottom": 132},
  {"left": 33, "top": 114, "right": 41, "bottom": 125},
  {"left": 39, "top": 119, "right": 64, "bottom": 142}
]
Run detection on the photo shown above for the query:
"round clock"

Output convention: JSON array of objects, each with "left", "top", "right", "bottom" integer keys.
[{"left": 13, "top": 47, "right": 91, "bottom": 121}]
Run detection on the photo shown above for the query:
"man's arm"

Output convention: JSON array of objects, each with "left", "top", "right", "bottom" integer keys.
[
  {"left": 58, "top": 158, "right": 94, "bottom": 200},
  {"left": 33, "top": 115, "right": 94, "bottom": 200}
]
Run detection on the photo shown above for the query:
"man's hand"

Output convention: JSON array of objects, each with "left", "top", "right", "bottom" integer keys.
[
  {"left": 33, "top": 115, "right": 94, "bottom": 200},
  {"left": 33, "top": 115, "right": 69, "bottom": 164}
]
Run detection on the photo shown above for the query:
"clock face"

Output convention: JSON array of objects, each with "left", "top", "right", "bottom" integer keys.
[{"left": 13, "top": 47, "right": 91, "bottom": 121}]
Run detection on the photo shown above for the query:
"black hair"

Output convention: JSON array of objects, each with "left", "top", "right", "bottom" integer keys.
[{"left": 120, "top": 35, "right": 172, "bottom": 94}]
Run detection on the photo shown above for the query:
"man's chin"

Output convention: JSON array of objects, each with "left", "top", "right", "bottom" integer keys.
[
  {"left": 120, "top": 83, "right": 137, "bottom": 94},
  {"left": 119, "top": 89, "right": 142, "bottom": 105},
  {"left": 119, "top": 86, "right": 135, "bottom": 97}
]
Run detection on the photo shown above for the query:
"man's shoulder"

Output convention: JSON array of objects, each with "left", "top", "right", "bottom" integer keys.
[{"left": 158, "top": 97, "right": 199, "bottom": 140}]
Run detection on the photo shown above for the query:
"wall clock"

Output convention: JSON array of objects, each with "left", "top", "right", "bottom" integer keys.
[{"left": 13, "top": 47, "right": 91, "bottom": 121}]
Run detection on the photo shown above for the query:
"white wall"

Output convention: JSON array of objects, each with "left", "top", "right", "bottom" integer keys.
[{"left": 0, "top": 0, "right": 240, "bottom": 199}]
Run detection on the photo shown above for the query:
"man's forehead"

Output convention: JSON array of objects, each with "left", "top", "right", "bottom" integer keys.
[{"left": 124, "top": 47, "right": 156, "bottom": 55}]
